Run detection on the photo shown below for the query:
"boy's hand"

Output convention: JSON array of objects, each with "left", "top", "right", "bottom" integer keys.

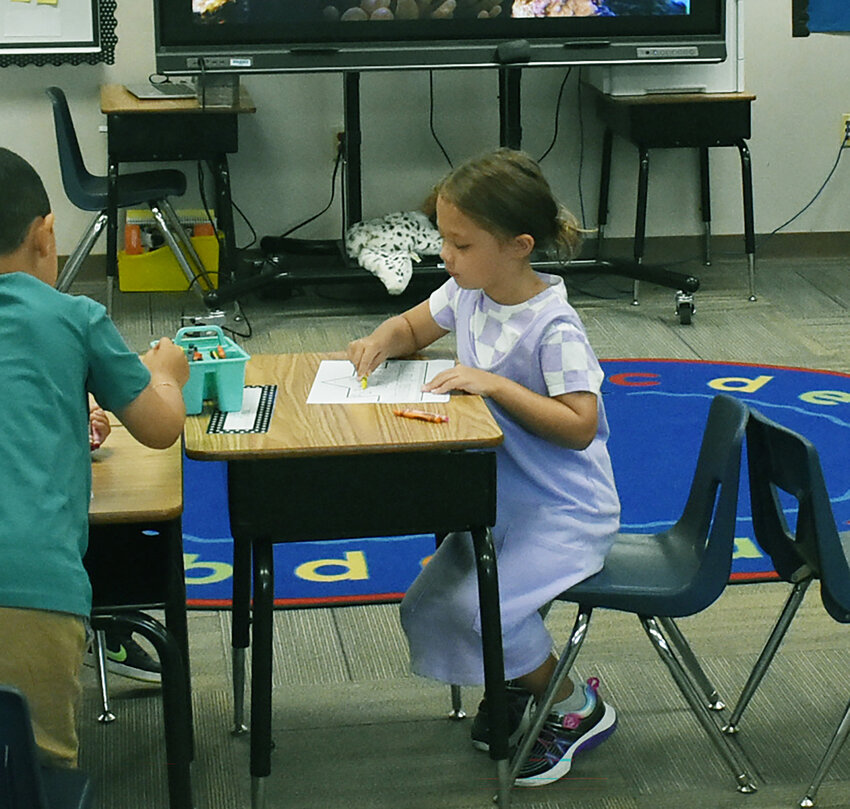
[
  {"left": 144, "top": 337, "right": 190, "bottom": 387},
  {"left": 88, "top": 403, "right": 111, "bottom": 450}
]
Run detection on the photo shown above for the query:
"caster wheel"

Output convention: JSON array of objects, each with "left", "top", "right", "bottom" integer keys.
[{"left": 677, "top": 301, "right": 694, "bottom": 325}]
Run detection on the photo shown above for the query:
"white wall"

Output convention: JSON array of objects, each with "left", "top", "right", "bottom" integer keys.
[{"left": 2, "top": 1, "right": 849, "bottom": 256}]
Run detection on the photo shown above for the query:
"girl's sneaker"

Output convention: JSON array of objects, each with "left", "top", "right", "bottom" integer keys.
[{"left": 514, "top": 678, "right": 617, "bottom": 788}]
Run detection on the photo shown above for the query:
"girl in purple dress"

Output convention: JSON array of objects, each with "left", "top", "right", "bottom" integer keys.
[{"left": 347, "top": 148, "right": 620, "bottom": 787}]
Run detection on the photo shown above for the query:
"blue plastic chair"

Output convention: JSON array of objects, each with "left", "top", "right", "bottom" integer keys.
[
  {"left": 44, "top": 87, "right": 213, "bottom": 308},
  {"left": 0, "top": 684, "right": 93, "bottom": 809},
  {"left": 724, "top": 408, "right": 850, "bottom": 808},
  {"left": 508, "top": 394, "right": 756, "bottom": 793}
]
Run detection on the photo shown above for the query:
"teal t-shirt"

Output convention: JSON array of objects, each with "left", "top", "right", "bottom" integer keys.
[{"left": 0, "top": 273, "right": 151, "bottom": 617}]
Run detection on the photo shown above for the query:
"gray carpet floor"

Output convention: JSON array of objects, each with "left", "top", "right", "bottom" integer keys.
[{"left": 75, "top": 247, "right": 850, "bottom": 809}]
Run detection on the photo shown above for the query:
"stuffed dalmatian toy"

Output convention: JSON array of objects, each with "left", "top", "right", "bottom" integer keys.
[{"left": 345, "top": 210, "right": 443, "bottom": 295}]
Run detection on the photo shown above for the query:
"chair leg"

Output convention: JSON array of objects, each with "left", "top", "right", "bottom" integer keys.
[
  {"left": 657, "top": 616, "right": 725, "bottom": 711},
  {"left": 56, "top": 211, "right": 109, "bottom": 293},
  {"left": 800, "top": 696, "right": 850, "bottom": 808},
  {"left": 98, "top": 613, "right": 194, "bottom": 809},
  {"left": 724, "top": 579, "right": 812, "bottom": 734},
  {"left": 641, "top": 616, "right": 756, "bottom": 793},
  {"left": 508, "top": 607, "right": 593, "bottom": 783},
  {"left": 92, "top": 629, "right": 116, "bottom": 724},
  {"left": 148, "top": 201, "right": 213, "bottom": 300},
  {"left": 154, "top": 198, "right": 218, "bottom": 294}
]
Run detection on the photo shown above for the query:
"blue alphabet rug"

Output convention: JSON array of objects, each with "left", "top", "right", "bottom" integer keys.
[{"left": 182, "top": 360, "right": 850, "bottom": 608}]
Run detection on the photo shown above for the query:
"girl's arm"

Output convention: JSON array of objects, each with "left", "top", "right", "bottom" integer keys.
[
  {"left": 347, "top": 299, "right": 449, "bottom": 380},
  {"left": 423, "top": 366, "right": 598, "bottom": 450}
]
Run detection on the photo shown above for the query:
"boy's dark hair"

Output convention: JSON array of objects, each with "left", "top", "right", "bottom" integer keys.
[{"left": 0, "top": 148, "right": 51, "bottom": 257}]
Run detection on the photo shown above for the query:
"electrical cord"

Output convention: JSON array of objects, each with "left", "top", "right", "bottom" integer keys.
[
  {"left": 755, "top": 131, "right": 849, "bottom": 254},
  {"left": 536, "top": 67, "right": 573, "bottom": 165},
  {"left": 268, "top": 147, "right": 344, "bottom": 243},
  {"left": 428, "top": 71, "right": 453, "bottom": 169}
]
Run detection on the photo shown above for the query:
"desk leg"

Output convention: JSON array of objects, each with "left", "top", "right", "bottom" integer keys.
[
  {"left": 209, "top": 155, "right": 238, "bottom": 287},
  {"left": 106, "top": 156, "right": 119, "bottom": 314},
  {"left": 470, "top": 526, "right": 511, "bottom": 809},
  {"left": 699, "top": 147, "right": 712, "bottom": 266},
  {"left": 736, "top": 139, "right": 757, "bottom": 302},
  {"left": 595, "top": 128, "right": 613, "bottom": 261},
  {"left": 632, "top": 147, "right": 650, "bottom": 306},
  {"left": 164, "top": 518, "right": 194, "bottom": 758},
  {"left": 250, "top": 538, "right": 275, "bottom": 809},
  {"left": 231, "top": 536, "right": 252, "bottom": 735}
]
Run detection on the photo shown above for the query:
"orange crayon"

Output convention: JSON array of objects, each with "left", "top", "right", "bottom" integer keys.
[{"left": 393, "top": 409, "right": 449, "bottom": 424}]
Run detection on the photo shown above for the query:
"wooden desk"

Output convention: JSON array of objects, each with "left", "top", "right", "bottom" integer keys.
[
  {"left": 99, "top": 84, "right": 257, "bottom": 292},
  {"left": 84, "top": 424, "right": 193, "bottom": 809},
  {"left": 593, "top": 90, "right": 757, "bottom": 317},
  {"left": 183, "top": 353, "right": 511, "bottom": 809}
]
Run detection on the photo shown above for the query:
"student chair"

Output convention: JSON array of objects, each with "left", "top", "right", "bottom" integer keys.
[
  {"left": 0, "top": 684, "right": 94, "bottom": 809},
  {"left": 508, "top": 394, "right": 756, "bottom": 793},
  {"left": 44, "top": 87, "right": 214, "bottom": 311},
  {"left": 723, "top": 408, "right": 850, "bottom": 808},
  {"left": 88, "top": 613, "right": 194, "bottom": 809}
]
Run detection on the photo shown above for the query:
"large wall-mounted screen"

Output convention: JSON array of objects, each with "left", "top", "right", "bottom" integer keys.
[{"left": 155, "top": 0, "right": 727, "bottom": 74}]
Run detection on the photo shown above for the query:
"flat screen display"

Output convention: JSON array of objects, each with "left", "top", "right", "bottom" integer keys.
[{"left": 155, "top": 0, "right": 726, "bottom": 74}]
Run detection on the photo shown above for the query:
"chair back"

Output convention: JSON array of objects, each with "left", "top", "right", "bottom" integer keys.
[
  {"left": 670, "top": 394, "right": 748, "bottom": 601},
  {"left": 44, "top": 87, "right": 101, "bottom": 212},
  {"left": 0, "top": 685, "right": 49, "bottom": 809},
  {"left": 746, "top": 408, "right": 850, "bottom": 623}
]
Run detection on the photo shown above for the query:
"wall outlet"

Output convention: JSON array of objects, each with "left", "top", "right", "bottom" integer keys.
[
  {"left": 331, "top": 128, "right": 345, "bottom": 160},
  {"left": 842, "top": 115, "right": 850, "bottom": 147}
]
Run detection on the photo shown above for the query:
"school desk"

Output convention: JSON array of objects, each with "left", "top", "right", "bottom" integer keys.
[
  {"left": 99, "top": 83, "right": 256, "bottom": 293},
  {"left": 591, "top": 89, "right": 757, "bottom": 316},
  {"left": 84, "top": 421, "right": 193, "bottom": 809},
  {"left": 182, "top": 352, "right": 512, "bottom": 809}
]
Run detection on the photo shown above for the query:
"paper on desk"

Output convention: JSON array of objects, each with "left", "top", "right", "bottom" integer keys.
[{"left": 307, "top": 359, "right": 452, "bottom": 404}]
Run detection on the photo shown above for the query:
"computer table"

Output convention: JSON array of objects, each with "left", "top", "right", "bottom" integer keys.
[
  {"left": 99, "top": 83, "right": 256, "bottom": 295},
  {"left": 182, "top": 351, "right": 513, "bottom": 809},
  {"left": 85, "top": 421, "right": 193, "bottom": 809}
]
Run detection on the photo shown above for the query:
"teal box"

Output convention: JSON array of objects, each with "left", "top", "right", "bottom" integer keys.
[{"left": 173, "top": 325, "right": 250, "bottom": 415}]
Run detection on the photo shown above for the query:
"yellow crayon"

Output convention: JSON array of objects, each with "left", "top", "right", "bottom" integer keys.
[{"left": 361, "top": 375, "right": 368, "bottom": 389}]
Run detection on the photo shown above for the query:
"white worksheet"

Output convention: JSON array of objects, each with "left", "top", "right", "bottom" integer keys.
[{"left": 307, "top": 359, "right": 453, "bottom": 404}]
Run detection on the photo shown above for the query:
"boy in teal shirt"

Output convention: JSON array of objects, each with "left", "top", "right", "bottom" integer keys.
[{"left": 0, "top": 147, "right": 189, "bottom": 767}]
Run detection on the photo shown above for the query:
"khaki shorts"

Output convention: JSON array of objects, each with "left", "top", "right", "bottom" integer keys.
[{"left": 0, "top": 607, "right": 87, "bottom": 768}]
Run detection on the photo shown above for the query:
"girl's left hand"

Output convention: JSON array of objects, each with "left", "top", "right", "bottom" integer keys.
[{"left": 422, "top": 364, "right": 495, "bottom": 397}]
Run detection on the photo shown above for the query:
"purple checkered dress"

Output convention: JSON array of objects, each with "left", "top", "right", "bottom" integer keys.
[{"left": 400, "top": 274, "right": 620, "bottom": 684}]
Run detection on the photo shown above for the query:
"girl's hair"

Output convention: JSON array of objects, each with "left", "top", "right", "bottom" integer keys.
[
  {"left": 433, "top": 148, "right": 582, "bottom": 262},
  {"left": 0, "top": 148, "right": 51, "bottom": 257}
]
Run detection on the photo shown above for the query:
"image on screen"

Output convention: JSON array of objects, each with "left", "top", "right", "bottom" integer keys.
[{"left": 191, "top": 0, "right": 691, "bottom": 26}]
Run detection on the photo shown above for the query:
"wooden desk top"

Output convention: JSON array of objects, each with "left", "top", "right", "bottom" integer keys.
[
  {"left": 595, "top": 89, "right": 756, "bottom": 106},
  {"left": 101, "top": 83, "right": 257, "bottom": 115},
  {"left": 90, "top": 423, "right": 183, "bottom": 524},
  {"left": 184, "top": 352, "right": 504, "bottom": 461}
]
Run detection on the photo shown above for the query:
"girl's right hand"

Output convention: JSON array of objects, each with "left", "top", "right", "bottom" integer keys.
[{"left": 347, "top": 336, "right": 387, "bottom": 381}]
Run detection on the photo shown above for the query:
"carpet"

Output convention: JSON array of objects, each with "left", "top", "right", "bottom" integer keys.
[{"left": 182, "top": 359, "right": 850, "bottom": 608}]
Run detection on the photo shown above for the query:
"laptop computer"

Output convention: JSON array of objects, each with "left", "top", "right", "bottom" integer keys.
[{"left": 126, "top": 82, "right": 197, "bottom": 101}]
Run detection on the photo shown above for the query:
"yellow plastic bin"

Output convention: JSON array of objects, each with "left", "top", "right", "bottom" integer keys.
[
  {"left": 118, "top": 236, "right": 219, "bottom": 293},
  {"left": 173, "top": 326, "right": 250, "bottom": 415}
]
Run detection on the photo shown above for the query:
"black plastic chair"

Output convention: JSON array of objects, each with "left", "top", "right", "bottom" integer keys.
[
  {"left": 44, "top": 87, "right": 214, "bottom": 309},
  {"left": 723, "top": 408, "right": 850, "bottom": 808},
  {"left": 0, "top": 684, "right": 94, "bottom": 809},
  {"left": 508, "top": 394, "right": 756, "bottom": 793}
]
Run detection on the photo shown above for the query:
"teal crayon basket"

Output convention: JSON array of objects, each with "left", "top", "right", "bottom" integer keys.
[{"left": 173, "top": 325, "right": 250, "bottom": 415}]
